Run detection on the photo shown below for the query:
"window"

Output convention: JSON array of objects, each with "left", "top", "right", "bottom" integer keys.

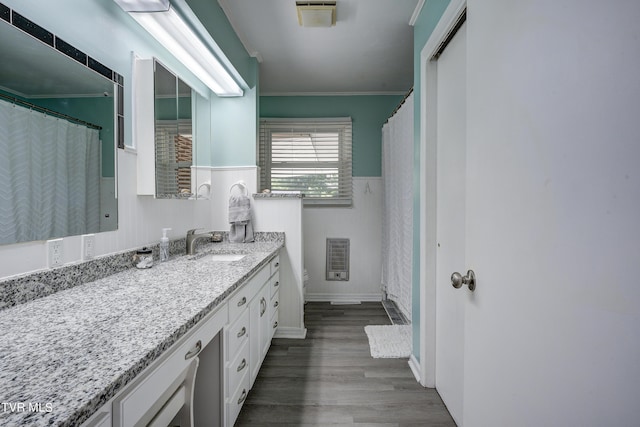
[{"left": 259, "top": 117, "right": 352, "bottom": 206}]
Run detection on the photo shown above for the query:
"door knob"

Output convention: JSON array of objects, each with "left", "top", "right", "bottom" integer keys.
[{"left": 451, "top": 270, "right": 476, "bottom": 291}]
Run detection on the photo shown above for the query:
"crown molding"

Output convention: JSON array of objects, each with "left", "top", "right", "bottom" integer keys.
[
  {"left": 410, "top": 0, "right": 425, "bottom": 26},
  {"left": 260, "top": 90, "right": 407, "bottom": 97}
]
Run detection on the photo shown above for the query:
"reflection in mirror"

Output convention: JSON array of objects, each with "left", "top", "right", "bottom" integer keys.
[
  {"left": 154, "top": 60, "right": 194, "bottom": 199},
  {"left": 0, "top": 7, "right": 119, "bottom": 245}
]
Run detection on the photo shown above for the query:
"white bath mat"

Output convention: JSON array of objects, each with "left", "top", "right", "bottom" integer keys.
[{"left": 364, "top": 325, "right": 412, "bottom": 358}]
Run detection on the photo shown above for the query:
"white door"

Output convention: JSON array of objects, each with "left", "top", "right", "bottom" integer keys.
[
  {"left": 422, "top": 1, "right": 640, "bottom": 425},
  {"left": 435, "top": 21, "right": 467, "bottom": 426}
]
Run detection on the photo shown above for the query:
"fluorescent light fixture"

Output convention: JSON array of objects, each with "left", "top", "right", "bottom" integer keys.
[
  {"left": 296, "top": 1, "right": 336, "bottom": 27},
  {"left": 114, "top": 0, "right": 243, "bottom": 96},
  {"left": 113, "top": 0, "right": 169, "bottom": 12}
]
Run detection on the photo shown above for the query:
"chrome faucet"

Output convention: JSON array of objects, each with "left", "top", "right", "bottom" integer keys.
[{"left": 186, "top": 229, "right": 212, "bottom": 255}]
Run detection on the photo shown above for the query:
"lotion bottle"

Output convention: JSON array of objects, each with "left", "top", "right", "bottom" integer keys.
[{"left": 160, "top": 228, "right": 171, "bottom": 262}]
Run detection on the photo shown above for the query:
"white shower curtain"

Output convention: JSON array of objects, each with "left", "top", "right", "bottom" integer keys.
[
  {"left": 381, "top": 93, "right": 414, "bottom": 320},
  {"left": 0, "top": 100, "right": 101, "bottom": 244}
]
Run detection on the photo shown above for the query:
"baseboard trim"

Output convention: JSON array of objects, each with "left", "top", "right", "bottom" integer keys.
[
  {"left": 273, "top": 326, "right": 307, "bottom": 339},
  {"left": 305, "top": 293, "right": 382, "bottom": 304},
  {"left": 409, "top": 354, "right": 423, "bottom": 386}
]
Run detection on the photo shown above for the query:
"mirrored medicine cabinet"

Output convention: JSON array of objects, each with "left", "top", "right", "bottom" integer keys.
[
  {"left": 154, "top": 60, "right": 194, "bottom": 199},
  {"left": 134, "top": 58, "right": 209, "bottom": 200}
]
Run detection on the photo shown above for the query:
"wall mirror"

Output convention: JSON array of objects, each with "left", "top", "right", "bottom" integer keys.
[
  {"left": 154, "top": 60, "right": 195, "bottom": 199},
  {"left": 0, "top": 6, "right": 119, "bottom": 245}
]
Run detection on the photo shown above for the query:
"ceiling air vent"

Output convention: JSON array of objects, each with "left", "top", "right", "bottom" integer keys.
[
  {"left": 326, "top": 238, "right": 349, "bottom": 281},
  {"left": 296, "top": 1, "right": 337, "bottom": 27}
]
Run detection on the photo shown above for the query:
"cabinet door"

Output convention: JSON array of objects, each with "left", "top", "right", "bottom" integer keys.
[
  {"left": 249, "top": 292, "right": 262, "bottom": 388},
  {"left": 249, "top": 282, "right": 271, "bottom": 387},
  {"left": 259, "top": 284, "right": 271, "bottom": 359}
]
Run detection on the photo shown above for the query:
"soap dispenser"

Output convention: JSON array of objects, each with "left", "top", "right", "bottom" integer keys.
[{"left": 160, "top": 228, "right": 171, "bottom": 262}]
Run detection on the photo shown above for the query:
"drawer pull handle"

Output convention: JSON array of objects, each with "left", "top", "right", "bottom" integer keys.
[
  {"left": 237, "top": 389, "right": 247, "bottom": 405},
  {"left": 273, "top": 321, "right": 278, "bottom": 329},
  {"left": 274, "top": 281, "right": 279, "bottom": 287},
  {"left": 237, "top": 358, "right": 247, "bottom": 372},
  {"left": 273, "top": 300, "right": 279, "bottom": 308},
  {"left": 260, "top": 297, "right": 267, "bottom": 317},
  {"left": 184, "top": 340, "right": 202, "bottom": 360},
  {"left": 237, "top": 296, "right": 247, "bottom": 307},
  {"left": 237, "top": 327, "right": 247, "bottom": 338},
  {"left": 274, "top": 262, "right": 279, "bottom": 268}
]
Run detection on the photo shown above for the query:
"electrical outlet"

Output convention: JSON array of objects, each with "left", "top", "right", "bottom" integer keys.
[
  {"left": 47, "top": 239, "right": 64, "bottom": 268},
  {"left": 82, "top": 234, "right": 95, "bottom": 260}
]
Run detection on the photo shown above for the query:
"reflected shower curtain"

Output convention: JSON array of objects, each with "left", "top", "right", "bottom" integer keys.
[
  {"left": 0, "top": 101, "right": 101, "bottom": 244},
  {"left": 381, "top": 93, "right": 414, "bottom": 320}
]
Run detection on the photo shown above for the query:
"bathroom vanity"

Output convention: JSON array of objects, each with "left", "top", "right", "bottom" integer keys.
[{"left": 0, "top": 237, "right": 282, "bottom": 427}]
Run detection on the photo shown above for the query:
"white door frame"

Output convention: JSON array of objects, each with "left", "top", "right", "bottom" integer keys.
[{"left": 417, "top": 0, "right": 467, "bottom": 388}]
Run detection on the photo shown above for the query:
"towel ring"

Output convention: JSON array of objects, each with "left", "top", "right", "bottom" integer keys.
[
  {"left": 197, "top": 182, "right": 211, "bottom": 199},
  {"left": 230, "top": 181, "right": 248, "bottom": 196}
]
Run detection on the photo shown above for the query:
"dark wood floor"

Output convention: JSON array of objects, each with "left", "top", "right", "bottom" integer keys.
[{"left": 236, "top": 302, "right": 455, "bottom": 426}]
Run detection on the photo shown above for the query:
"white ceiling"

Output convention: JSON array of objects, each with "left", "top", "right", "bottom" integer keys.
[{"left": 218, "top": 0, "right": 420, "bottom": 95}]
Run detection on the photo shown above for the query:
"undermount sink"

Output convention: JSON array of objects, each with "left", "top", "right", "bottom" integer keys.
[{"left": 208, "top": 254, "right": 246, "bottom": 262}]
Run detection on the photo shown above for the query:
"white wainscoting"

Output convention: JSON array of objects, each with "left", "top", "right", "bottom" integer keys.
[
  {"left": 303, "top": 177, "right": 383, "bottom": 304},
  {"left": 253, "top": 195, "right": 306, "bottom": 339}
]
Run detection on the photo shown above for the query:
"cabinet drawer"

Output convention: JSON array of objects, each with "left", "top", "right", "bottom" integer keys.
[
  {"left": 270, "top": 290, "right": 279, "bottom": 319},
  {"left": 270, "top": 271, "right": 280, "bottom": 298},
  {"left": 270, "top": 309, "right": 279, "bottom": 339},
  {"left": 226, "top": 308, "right": 249, "bottom": 361},
  {"left": 227, "top": 340, "right": 249, "bottom": 397},
  {"left": 227, "top": 372, "right": 250, "bottom": 427},
  {"left": 113, "top": 305, "right": 227, "bottom": 427},
  {"left": 270, "top": 254, "right": 280, "bottom": 276},
  {"left": 228, "top": 266, "right": 270, "bottom": 323},
  {"left": 228, "top": 286, "right": 251, "bottom": 324}
]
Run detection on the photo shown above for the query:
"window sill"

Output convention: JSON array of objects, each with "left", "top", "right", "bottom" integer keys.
[{"left": 303, "top": 198, "right": 352, "bottom": 208}]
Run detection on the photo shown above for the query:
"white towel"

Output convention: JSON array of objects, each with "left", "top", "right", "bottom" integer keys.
[
  {"left": 229, "top": 221, "right": 254, "bottom": 243},
  {"left": 229, "top": 194, "right": 254, "bottom": 243},
  {"left": 229, "top": 194, "right": 251, "bottom": 223}
]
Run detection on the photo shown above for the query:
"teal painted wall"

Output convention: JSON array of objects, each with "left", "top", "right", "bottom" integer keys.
[
  {"left": 209, "top": 60, "right": 259, "bottom": 167},
  {"left": 211, "top": 85, "right": 259, "bottom": 167},
  {"left": 412, "top": 0, "right": 451, "bottom": 360},
  {"left": 260, "top": 95, "right": 403, "bottom": 177}
]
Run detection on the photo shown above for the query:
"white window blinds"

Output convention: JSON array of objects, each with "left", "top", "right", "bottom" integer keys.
[{"left": 259, "top": 117, "right": 352, "bottom": 206}]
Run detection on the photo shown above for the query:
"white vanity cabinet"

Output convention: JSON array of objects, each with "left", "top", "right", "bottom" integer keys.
[
  {"left": 250, "top": 255, "right": 280, "bottom": 388},
  {"left": 225, "top": 253, "right": 280, "bottom": 427},
  {"left": 79, "top": 250, "right": 281, "bottom": 427}
]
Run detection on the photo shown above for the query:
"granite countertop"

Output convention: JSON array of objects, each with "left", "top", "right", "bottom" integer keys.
[{"left": 0, "top": 239, "right": 283, "bottom": 427}]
